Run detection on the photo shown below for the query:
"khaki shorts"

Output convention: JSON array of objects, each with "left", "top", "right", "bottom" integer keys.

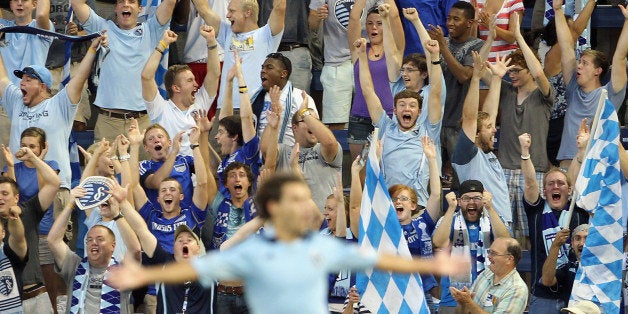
[{"left": 320, "top": 60, "right": 353, "bottom": 124}]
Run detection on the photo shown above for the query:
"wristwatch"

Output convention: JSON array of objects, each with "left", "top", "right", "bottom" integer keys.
[{"left": 113, "top": 212, "right": 124, "bottom": 221}]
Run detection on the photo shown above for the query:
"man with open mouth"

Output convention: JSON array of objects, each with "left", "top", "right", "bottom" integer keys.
[
  {"left": 432, "top": 179, "right": 511, "bottom": 313},
  {"left": 70, "top": 0, "right": 178, "bottom": 148},
  {"left": 520, "top": 128, "right": 589, "bottom": 313}
]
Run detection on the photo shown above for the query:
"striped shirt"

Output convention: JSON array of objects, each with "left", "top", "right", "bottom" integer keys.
[
  {"left": 473, "top": 0, "right": 524, "bottom": 62},
  {"left": 470, "top": 268, "right": 528, "bottom": 313}
]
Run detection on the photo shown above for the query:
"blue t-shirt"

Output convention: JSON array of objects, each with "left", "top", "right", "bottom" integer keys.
[
  {"left": 192, "top": 232, "right": 378, "bottom": 314},
  {"left": 139, "top": 155, "right": 195, "bottom": 210},
  {"left": 139, "top": 201, "right": 207, "bottom": 254},
  {"left": 82, "top": 8, "right": 169, "bottom": 111},
  {"left": 217, "top": 136, "right": 261, "bottom": 197},
  {"left": 402, "top": 212, "right": 437, "bottom": 292},
  {"left": 375, "top": 111, "right": 442, "bottom": 207},
  {"left": 4, "top": 161, "right": 59, "bottom": 235}
]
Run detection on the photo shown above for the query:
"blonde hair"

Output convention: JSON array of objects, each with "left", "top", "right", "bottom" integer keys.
[{"left": 241, "top": 0, "right": 259, "bottom": 23}]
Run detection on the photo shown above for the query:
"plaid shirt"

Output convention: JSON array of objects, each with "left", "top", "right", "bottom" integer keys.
[{"left": 470, "top": 268, "right": 528, "bottom": 313}]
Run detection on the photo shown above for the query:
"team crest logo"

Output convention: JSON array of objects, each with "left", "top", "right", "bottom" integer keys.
[
  {"left": 334, "top": 0, "right": 356, "bottom": 30},
  {"left": 75, "top": 176, "right": 114, "bottom": 210},
  {"left": 0, "top": 276, "right": 14, "bottom": 296}
]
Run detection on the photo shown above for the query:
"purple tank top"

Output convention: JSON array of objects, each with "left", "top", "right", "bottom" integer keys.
[{"left": 351, "top": 46, "right": 394, "bottom": 118}]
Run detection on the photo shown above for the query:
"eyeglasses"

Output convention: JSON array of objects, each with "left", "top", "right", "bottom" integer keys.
[
  {"left": 487, "top": 249, "right": 511, "bottom": 257},
  {"left": 507, "top": 68, "right": 525, "bottom": 75},
  {"left": 399, "top": 67, "right": 420, "bottom": 75},
  {"left": 460, "top": 196, "right": 482, "bottom": 202},
  {"left": 392, "top": 196, "right": 411, "bottom": 202}
]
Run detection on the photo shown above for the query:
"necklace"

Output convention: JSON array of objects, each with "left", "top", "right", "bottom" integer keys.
[{"left": 370, "top": 46, "right": 383, "bottom": 58}]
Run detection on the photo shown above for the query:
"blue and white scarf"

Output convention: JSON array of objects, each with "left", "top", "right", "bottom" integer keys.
[
  {"left": 70, "top": 256, "right": 120, "bottom": 314},
  {"left": 450, "top": 209, "right": 492, "bottom": 289},
  {"left": 541, "top": 202, "right": 570, "bottom": 268},
  {"left": 0, "top": 244, "right": 23, "bottom": 313},
  {"left": 210, "top": 198, "right": 256, "bottom": 250}
]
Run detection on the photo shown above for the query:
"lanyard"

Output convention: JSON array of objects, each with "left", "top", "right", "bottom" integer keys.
[{"left": 181, "top": 282, "right": 191, "bottom": 314}]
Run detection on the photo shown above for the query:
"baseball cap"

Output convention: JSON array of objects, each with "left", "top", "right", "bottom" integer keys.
[
  {"left": 561, "top": 300, "right": 600, "bottom": 314},
  {"left": 14, "top": 65, "right": 53, "bottom": 89},
  {"left": 174, "top": 225, "right": 206, "bottom": 255},
  {"left": 459, "top": 179, "right": 484, "bottom": 196}
]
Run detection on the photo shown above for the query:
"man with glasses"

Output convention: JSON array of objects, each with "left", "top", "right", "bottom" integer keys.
[
  {"left": 433, "top": 179, "right": 511, "bottom": 314},
  {"left": 480, "top": 14, "right": 553, "bottom": 249},
  {"left": 520, "top": 131, "right": 589, "bottom": 313},
  {"left": 450, "top": 237, "right": 528, "bottom": 313}
]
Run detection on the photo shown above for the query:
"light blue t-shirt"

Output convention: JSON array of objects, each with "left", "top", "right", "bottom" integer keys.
[
  {"left": 82, "top": 8, "right": 169, "bottom": 111},
  {"left": 192, "top": 232, "right": 378, "bottom": 314},
  {"left": 216, "top": 23, "right": 282, "bottom": 109},
  {"left": 375, "top": 111, "right": 442, "bottom": 207},
  {"left": 451, "top": 132, "right": 511, "bottom": 222},
  {"left": 0, "top": 19, "right": 54, "bottom": 85},
  {"left": 557, "top": 73, "right": 627, "bottom": 160},
  {"left": 1, "top": 87, "right": 77, "bottom": 189}
]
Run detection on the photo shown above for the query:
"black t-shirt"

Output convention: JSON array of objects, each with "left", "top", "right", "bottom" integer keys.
[
  {"left": 524, "top": 196, "right": 589, "bottom": 299},
  {"left": 149, "top": 244, "right": 212, "bottom": 314}
]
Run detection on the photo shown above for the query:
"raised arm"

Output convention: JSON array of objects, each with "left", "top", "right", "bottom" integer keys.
[
  {"left": 381, "top": 4, "right": 402, "bottom": 81},
  {"left": 143, "top": 131, "right": 185, "bottom": 189},
  {"left": 482, "top": 191, "right": 511, "bottom": 237},
  {"left": 219, "top": 58, "right": 237, "bottom": 120},
  {"left": 188, "top": 127, "right": 209, "bottom": 209},
  {"left": 80, "top": 139, "right": 110, "bottom": 181},
  {"left": 567, "top": 119, "right": 589, "bottom": 184},
  {"left": 570, "top": 0, "right": 596, "bottom": 38},
  {"left": 356, "top": 38, "right": 385, "bottom": 124},
  {"left": 348, "top": 0, "right": 368, "bottom": 63},
  {"left": 35, "top": 0, "right": 51, "bottom": 30},
  {"left": 483, "top": 53, "right": 509, "bottom": 123},
  {"left": 4, "top": 207, "right": 27, "bottom": 260},
  {"left": 155, "top": 0, "right": 178, "bottom": 26},
  {"left": 142, "top": 31, "right": 178, "bottom": 102},
  {"left": 67, "top": 36, "right": 106, "bottom": 104},
  {"left": 425, "top": 39, "right": 443, "bottom": 124},
  {"left": 194, "top": 110, "right": 218, "bottom": 204},
  {"left": 541, "top": 228, "right": 570, "bottom": 287},
  {"left": 423, "top": 137, "right": 442, "bottom": 222},
  {"left": 47, "top": 189, "right": 78, "bottom": 270},
  {"left": 298, "top": 91, "right": 339, "bottom": 162},
  {"left": 554, "top": 0, "right": 577, "bottom": 84},
  {"left": 71, "top": 0, "right": 92, "bottom": 28},
  {"left": 308, "top": 3, "right": 328, "bottom": 31},
  {"left": 349, "top": 156, "right": 364, "bottom": 238},
  {"left": 200, "top": 25, "right": 220, "bottom": 98},
  {"left": 267, "top": 0, "right": 287, "bottom": 36},
  {"left": 519, "top": 133, "right": 539, "bottom": 203},
  {"left": 1, "top": 145, "right": 15, "bottom": 181},
  {"left": 611, "top": 5, "right": 628, "bottom": 94},
  {"left": 234, "top": 53, "right": 256, "bottom": 144},
  {"left": 125, "top": 119, "right": 149, "bottom": 209},
  {"left": 259, "top": 85, "right": 282, "bottom": 158},
  {"left": 432, "top": 192, "right": 456, "bottom": 248},
  {"left": 428, "top": 18, "right": 475, "bottom": 84},
  {"left": 477, "top": 6, "right": 522, "bottom": 44},
  {"left": 190, "top": 0, "right": 221, "bottom": 31},
  {"left": 332, "top": 173, "right": 347, "bottom": 237},
  {"left": 460, "top": 52, "right": 483, "bottom": 141},
  {"left": 514, "top": 13, "right": 550, "bottom": 96},
  {"left": 0, "top": 53, "right": 8, "bottom": 101},
  {"left": 106, "top": 181, "right": 142, "bottom": 261}
]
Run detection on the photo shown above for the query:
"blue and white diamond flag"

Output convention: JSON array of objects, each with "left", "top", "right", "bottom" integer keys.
[
  {"left": 356, "top": 129, "right": 428, "bottom": 314},
  {"left": 571, "top": 94, "right": 623, "bottom": 314}
]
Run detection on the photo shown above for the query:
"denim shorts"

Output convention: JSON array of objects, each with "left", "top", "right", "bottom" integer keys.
[{"left": 348, "top": 115, "right": 374, "bottom": 144}]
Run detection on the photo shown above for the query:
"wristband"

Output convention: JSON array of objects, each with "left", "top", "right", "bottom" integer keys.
[
  {"left": 239, "top": 88, "right": 248, "bottom": 94},
  {"left": 159, "top": 40, "right": 168, "bottom": 50},
  {"left": 431, "top": 59, "right": 442, "bottom": 65},
  {"left": 88, "top": 47, "right": 97, "bottom": 54},
  {"left": 112, "top": 212, "right": 124, "bottom": 221},
  {"left": 208, "top": 44, "right": 218, "bottom": 50},
  {"left": 119, "top": 153, "right": 131, "bottom": 162},
  {"left": 520, "top": 154, "right": 530, "bottom": 160},
  {"left": 155, "top": 47, "right": 164, "bottom": 54},
  {"left": 110, "top": 155, "right": 119, "bottom": 161},
  {"left": 190, "top": 144, "right": 200, "bottom": 150},
  {"left": 300, "top": 109, "right": 312, "bottom": 121},
  {"left": 576, "top": 157, "right": 583, "bottom": 163}
]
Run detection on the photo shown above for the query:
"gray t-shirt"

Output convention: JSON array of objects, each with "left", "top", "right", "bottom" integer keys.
[
  {"left": 309, "top": 0, "right": 379, "bottom": 65},
  {"left": 277, "top": 143, "right": 343, "bottom": 212},
  {"left": 557, "top": 73, "right": 627, "bottom": 160},
  {"left": 442, "top": 37, "right": 485, "bottom": 127},
  {"left": 497, "top": 80, "right": 553, "bottom": 172},
  {"left": 57, "top": 251, "right": 131, "bottom": 314}
]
